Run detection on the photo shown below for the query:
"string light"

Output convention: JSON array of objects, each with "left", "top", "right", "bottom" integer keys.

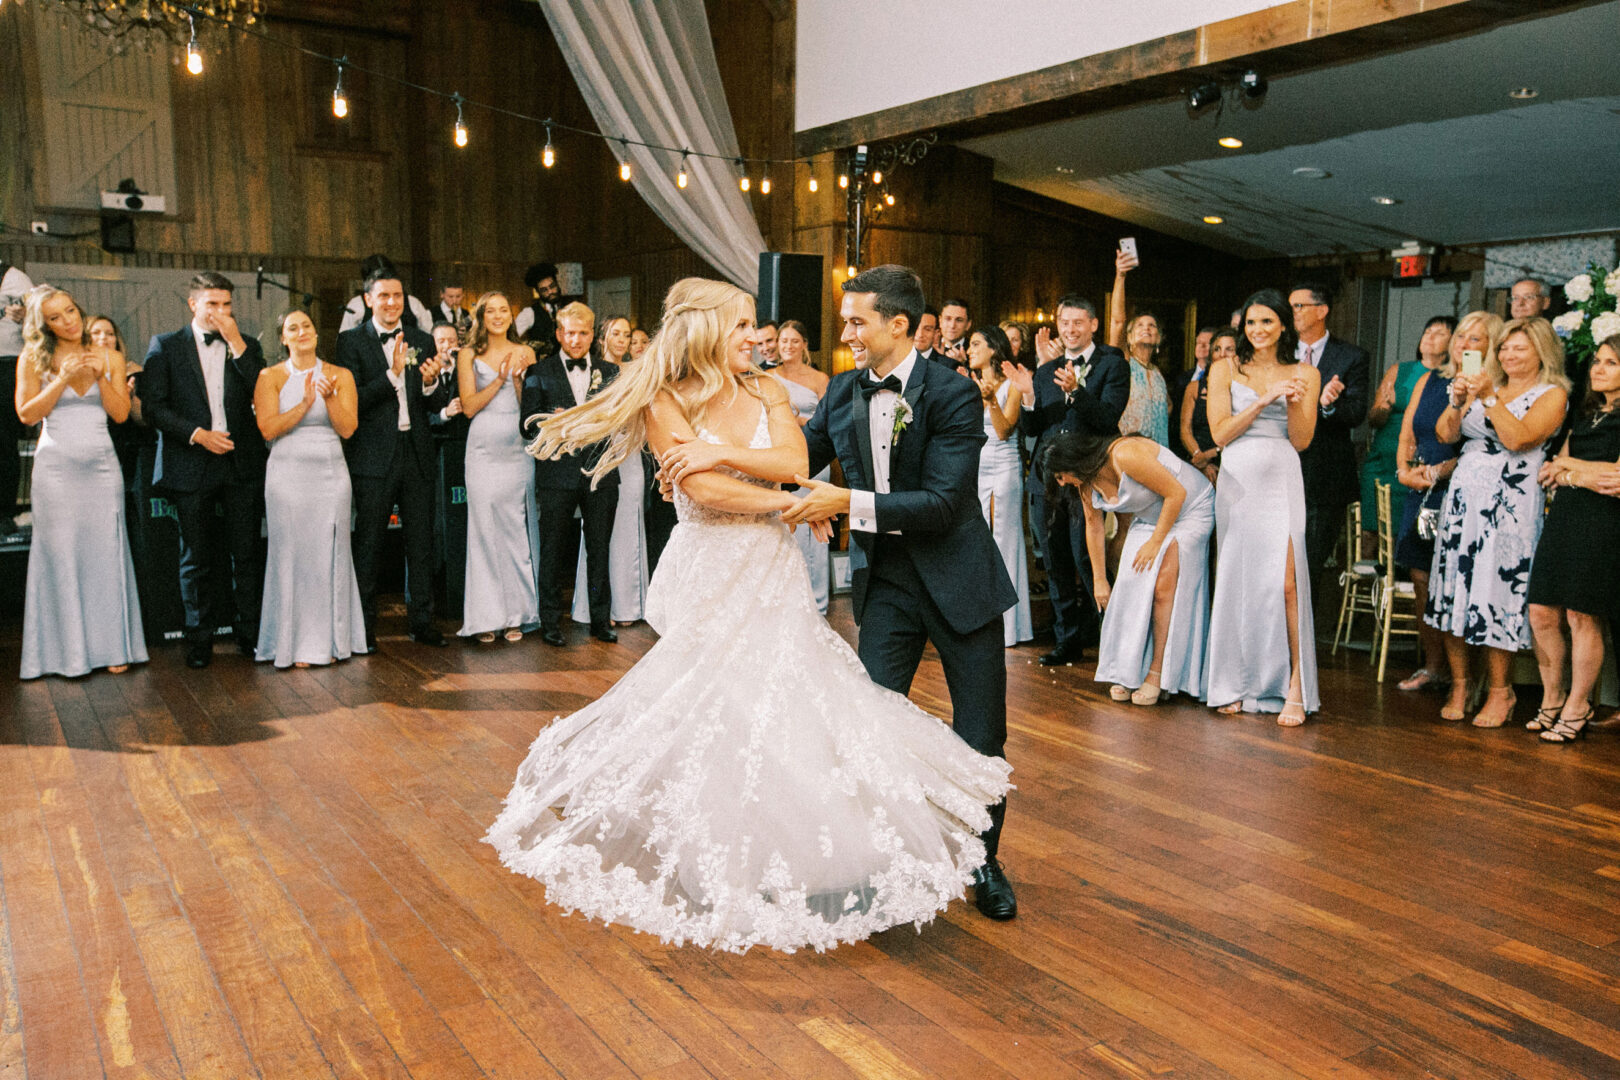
[
  {"left": 846, "top": 264, "right": 857, "bottom": 278},
  {"left": 884, "top": 192, "right": 895, "bottom": 206},
  {"left": 331, "top": 59, "right": 348, "bottom": 118},
  {"left": 760, "top": 172, "right": 771, "bottom": 195},
  {"left": 542, "top": 122, "right": 555, "bottom": 168},
  {"left": 619, "top": 140, "right": 632, "bottom": 181},
  {"left": 676, "top": 151, "right": 689, "bottom": 190},
  {"left": 452, "top": 93, "right": 467, "bottom": 148},
  {"left": 185, "top": 15, "right": 203, "bottom": 74},
  {"left": 808, "top": 176, "right": 819, "bottom": 193},
  {"left": 737, "top": 159, "right": 749, "bottom": 192},
  {"left": 871, "top": 169, "right": 883, "bottom": 185},
  {"left": 838, "top": 173, "right": 849, "bottom": 189}
]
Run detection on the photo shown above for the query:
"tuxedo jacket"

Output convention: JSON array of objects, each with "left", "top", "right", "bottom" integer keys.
[
  {"left": 1299, "top": 335, "right": 1371, "bottom": 507},
  {"left": 519, "top": 355, "right": 621, "bottom": 490},
  {"left": 520, "top": 301, "right": 558, "bottom": 357},
  {"left": 332, "top": 322, "right": 450, "bottom": 479},
  {"left": 141, "top": 327, "right": 267, "bottom": 492},
  {"left": 804, "top": 360, "right": 1016, "bottom": 635},
  {"left": 1021, "top": 344, "right": 1130, "bottom": 478}
]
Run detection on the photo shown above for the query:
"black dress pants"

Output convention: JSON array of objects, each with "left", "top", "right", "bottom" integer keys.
[
  {"left": 1031, "top": 480, "right": 1099, "bottom": 650},
  {"left": 0, "top": 358, "right": 21, "bottom": 524},
  {"left": 352, "top": 437, "right": 437, "bottom": 636},
  {"left": 536, "top": 481, "right": 617, "bottom": 629},
  {"left": 856, "top": 540, "right": 1008, "bottom": 860},
  {"left": 171, "top": 456, "right": 265, "bottom": 648}
]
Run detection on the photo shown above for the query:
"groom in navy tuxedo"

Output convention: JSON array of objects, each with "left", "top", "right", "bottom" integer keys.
[{"left": 785, "top": 265, "right": 1021, "bottom": 920}]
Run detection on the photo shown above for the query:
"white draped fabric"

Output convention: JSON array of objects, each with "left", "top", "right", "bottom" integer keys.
[{"left": 538, "top": 0, "right": 768, "bottom": 291}]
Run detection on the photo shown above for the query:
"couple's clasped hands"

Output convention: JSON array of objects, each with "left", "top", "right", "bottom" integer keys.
[{"left": 657, "top": 433, "right": 836, "bottom": 542}]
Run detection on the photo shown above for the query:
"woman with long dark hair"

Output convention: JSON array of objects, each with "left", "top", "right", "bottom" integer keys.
[
  {"left": 1042, "top": 427, "right": 1214, "bottom": 704},
  {"left": 1204, "top": 289, "right": 1320, "bottom": 725}
]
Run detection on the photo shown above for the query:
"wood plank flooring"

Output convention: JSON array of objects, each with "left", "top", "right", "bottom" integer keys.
[{"left": 3, "top": 604, "right": 1620, "bottom": 1079}]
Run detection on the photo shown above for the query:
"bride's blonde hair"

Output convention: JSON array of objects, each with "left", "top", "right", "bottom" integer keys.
[{"left": 530, "top": 277, "right": 767, "bottom": 485}]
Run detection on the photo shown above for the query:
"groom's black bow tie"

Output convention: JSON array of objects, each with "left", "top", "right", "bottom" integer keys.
[
  {"left": 860, "top": 373, "right": 902, "bottom": 399},
  {"left": 378, "top": 327, "right": 402, "bottom": 343},
  {"left": 201, "top": 331, "right": 223, "bottom": 347},
  {"left": 564, "top": 356, "right": 588, "bottom": 372}
]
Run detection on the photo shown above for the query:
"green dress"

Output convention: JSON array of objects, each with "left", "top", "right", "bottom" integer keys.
[{"left": 1360, "top": 360, "right": 1429, "bottom": 523}]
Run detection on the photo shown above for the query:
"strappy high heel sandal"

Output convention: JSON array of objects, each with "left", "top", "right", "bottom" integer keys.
[
  {"left": 477, "top": 631, "right": 497, "bottom": 644},
  {"left": 1109, "top": 684, "right": 1132, "bottom": 701},
  {"left": 1278, "top": 700, "right": 1307, "bottom": 727},
  {"left": 1130, "top": 670, "right": 1162, "bottom": 706},
  {"left": 1526, "top": 702, "right": 1564, "bottom": 732},
  {"left": 1541, "top": 705, "right": 1593, "bottom": 744},
  {"left": 504, "top": 627, "right": 524, "bottom": 642}
]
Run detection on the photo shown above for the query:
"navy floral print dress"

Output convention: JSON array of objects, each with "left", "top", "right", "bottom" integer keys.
[{"left": 1426, "top": 383, "right": 1561, "bottom": 650}]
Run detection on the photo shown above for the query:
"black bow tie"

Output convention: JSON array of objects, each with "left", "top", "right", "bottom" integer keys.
[
  {"left": 860, "top": 373, "right": 902, "bottom": 399},
  {"left": 201, "top": 331, "right": 223, "bottom": 347},
  {"left": 378, "top": 327, "right": 402, "bottom": 343},
  {"left": 565, "top": 356, "right": 588, "bottom": 372}
]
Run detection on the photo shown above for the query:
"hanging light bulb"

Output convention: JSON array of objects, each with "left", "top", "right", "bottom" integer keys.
[
  {"left": 619, "top": 140, "right": 632, "bottom": 181},
  {"left": 871, "top": 169, "right": 883, "bottom": 185},
  {"left": 541, "top": 123, "right": 555, "bottom": 168},
  {"left": 735, "top": 157, "right": 749, "bottom": 192},
  {"left": 452, "top": 94, "right": 467, "bottom": 148},
  {"left": 838, "top": 173, "right": 849, "bottom": 189},
  {"left": 184, "top": 15, "right": 202, "bottom": 75},
  {"left": 760, "top": 172, "right": 772, "bottom": 195},
  {"left": 676, "top": 151, "right": 689, "bottom": 190},
  {"left": 846, "top": 264, "right": 857, "bottom": 278},
  {"left": 884, "top": 192, "right": 895, "bottom": 206},
  {"left": 331, "top": 60, "right": 348, "bottom": 118},
  {"left": 808, "top": 176, "right": 819, "bottom": 193}
]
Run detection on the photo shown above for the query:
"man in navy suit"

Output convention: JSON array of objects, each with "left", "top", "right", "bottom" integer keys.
[
  {"left": 141, "top": 271, "right": 267, "bottom": 667},
  {"left": 333, "top": 269, "right": 452, "bottom": 648},
  {"left": 520, "top": 301, "right": 620, "bottom": 647},
  {"left": 784, "top": 265, "right": 1020, "bottom": 921},
  {"left": 1016, "top": 294, "right": 1129, "bottom": 665},
  {"left": 1290, "top": 283, "right": 1370, "bottom": 579}
]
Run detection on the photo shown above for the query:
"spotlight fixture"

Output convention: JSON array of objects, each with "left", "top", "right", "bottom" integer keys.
[
  {"left": 1371, "top": 196, "right": 1400, "bottom": 206},
  {"left": 1218, "top": 136, "right": 1243, "bottom": 149},
  {"left": 452, "top": 95, "right": 468, "bottom": 147},
  {"left": 677, "top": 151, "right": 689, "bottom": 190},
  {"left": 1202, "top": 215, "right": 1225, "bottom": 225},
  {"left": 185, "top": 16, "right": 202, "bottom": 75},
  {"left": 331, "top": 60, "right": 348, "bottom": 118},
  {"left": 542, "top": 124, "right": 555, "bottom": 168},
  {"left": 1239, "top": 69, "right": 1267, "bottom": 103},
  {"left": 1508, "top": 86, "right": 1538, "bottom": 100},
  {"left": 1186, "top": 81, "right": 1221, "bottom": 112}
]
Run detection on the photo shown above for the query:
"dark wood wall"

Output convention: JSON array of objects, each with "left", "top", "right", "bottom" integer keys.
[{"left": 0, "top": 0, "right": 790, "bottom": 341}]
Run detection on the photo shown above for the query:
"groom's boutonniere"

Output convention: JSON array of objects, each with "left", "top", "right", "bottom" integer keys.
[
  {"left": 403, "top": 345, "right": 421, "bottom": 368},
  {"left": 589, "top": 368, "right": 603, "bottom": 393},
  {"left": 892, "top": 397, "right": 913, "bottom": 445}
]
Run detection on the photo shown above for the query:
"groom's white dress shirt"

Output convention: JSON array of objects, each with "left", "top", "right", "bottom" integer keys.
[{"left": 849, "top": 350, "right": 919, "bottom": 535}]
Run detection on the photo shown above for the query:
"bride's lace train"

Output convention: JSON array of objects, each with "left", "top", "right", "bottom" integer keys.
[{"left": 486, "top": 511, "right": 1013, "bottom": 954}]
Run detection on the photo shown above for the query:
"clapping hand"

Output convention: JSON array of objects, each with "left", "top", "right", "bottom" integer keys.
[
  {"left": 300, "top": 370, "right": 319, "bottom": 408},
  {"left": 1033, "top": 326, "right": 1062, "bottom": 365},
  {"left": 313, "top": 371, "right": 337, "bottom": 399},
  {"left": 1001, "top": 360, "right": 1033, "bottom": 399},
  {"left": 390, "top": 336, "right": 408, "bottom": 378},
  {"left": 420, "top": 356, "right": 442, "bottom": 386},
  {"left": 1054, "top": 361, "right": 1080, "bottom": 395},
  {"left": 1320, "top": 374, "right": 1345, "bottom": 409},
  {"left": 444, "top": 396, "right": 464, "bottom": 418}
]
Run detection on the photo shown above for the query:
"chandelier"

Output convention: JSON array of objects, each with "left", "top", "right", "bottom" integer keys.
[{"left": 42, "top": 0, "right": 262, "bottom": 47}]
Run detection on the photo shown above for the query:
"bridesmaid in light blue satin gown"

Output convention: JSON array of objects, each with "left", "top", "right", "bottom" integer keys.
[
  {"left": 1204, "top": 290, "right": 1321, "bottom": 726},
  {"left": 1044, "top": 431, "right": 1213, "bottom": 703},
  {"left": 574, "top": 315, "right": 648, "bottom": 624},
  {"left": 459, "top": 292, "right": 540, "bottom": 642},
  {"left": 255, "top": 310, "right": 366, "bottom": 667},
  {"left": 769, "top": 320, "right": 831, "bottom": 614},
  {"left": 15, "top": 287, "right": 147, "bottom": 679}
]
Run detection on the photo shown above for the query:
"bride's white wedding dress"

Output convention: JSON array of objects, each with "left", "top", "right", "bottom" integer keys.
[{"left": 486, "top": 402, "right": 1013, "bottom": 953}]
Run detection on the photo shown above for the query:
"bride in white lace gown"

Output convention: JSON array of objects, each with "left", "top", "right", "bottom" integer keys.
[{"left": 486, "top": 279, "right": 1012, "bottom": 954}]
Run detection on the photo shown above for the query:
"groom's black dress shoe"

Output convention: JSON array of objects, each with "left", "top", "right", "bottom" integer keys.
[
  {"left": 590, "top": 623, "right": 618, "bottom": 643},
  {"left": 1038, "top": 642, "right": 1083, "bottom": 666},
  {"left": 409, "top": 627, "right": 448, "bottom": 647},
  {"left": 972, "top": 860, "right": 1018, "bottom": 920},
  {"left": 540, "top": 625, "right": 566, "bottom": 647},
  {"left": 185, "top": 643, "right": 212, "bottom": 669}
]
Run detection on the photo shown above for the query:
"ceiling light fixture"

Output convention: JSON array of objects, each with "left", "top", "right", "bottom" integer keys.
[
  {"left": 1292, "top": 166, "right": 1330, "bottom": 180},
  {"left": 1203, "top": 215, "right": 1225, "bottom": 225},
  {"left": 1371, "top": 196, "right": 1400, "bottom": 206},
  {"left": 1186, "top": 82, "right": 1222, "bottom": 113},
  {"left": 1508, "top": 87, "right": 1539, "bottom": 100},
  {"left": 1239, "top": 70, "right": 1267, "bottom": 104},
  {"left": 1218, "top": 136, "right": 1244, "bottom": 149},
  {"left": 1055, "top": 165, "right": 1075, "bottom": 174}
]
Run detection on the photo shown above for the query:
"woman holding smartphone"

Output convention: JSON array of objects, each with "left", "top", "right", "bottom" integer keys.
[{"left": 1392, "top": 311, "right": 1501, "bottom": 693}]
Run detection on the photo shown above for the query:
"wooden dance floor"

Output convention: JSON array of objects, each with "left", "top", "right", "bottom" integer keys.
[{"left": 4, "top": 603, "right": 1620, "bottom": 1079}]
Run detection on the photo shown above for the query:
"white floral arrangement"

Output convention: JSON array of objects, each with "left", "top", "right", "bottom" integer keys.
[
  {"left": 1555, "top": 261, "right": 1620, "bottom": 367},
  {"left": 892, "top": 397, "right": 913, "bottom": 444}
]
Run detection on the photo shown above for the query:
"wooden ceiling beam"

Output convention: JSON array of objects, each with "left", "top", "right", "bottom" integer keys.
[{"left": 794, "top": 0, "right": 1601, "bottom": 155}]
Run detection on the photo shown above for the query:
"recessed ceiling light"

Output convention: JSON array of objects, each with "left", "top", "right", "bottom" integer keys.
[
  {"left": 1218, "top": 136, "right": 1244, "bottom": 149},
  {"left": 1371, "top": 196, "right": 1400, "bottom": 206},
  {"left": 1202, "top": 215, "right": 1225, "bottom": 225},
  {"left": 1055, "top": 165, "right": 1075, "bottom": 174},
  {"left": 1509, "top": 87, "right": 1538, "bottom": 100},
  {"left": 1292, "top": 166, "right": 1330, "bottom": 180}
]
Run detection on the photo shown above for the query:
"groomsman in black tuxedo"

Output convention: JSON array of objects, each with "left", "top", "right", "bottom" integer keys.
[
  {"left": 141, "top": 271, "right": 268, "bottom": 667},
  {"left": 434, "top": 282, "right": 472, "bottom": 346},
  {"left": 520, "top": 301, "right": 620, "bottom": 646},
  {"left": 334, "top": 269, "right": 453, "bottom": 648},
  {"left": 784, "top": 265, "right": 1019, "bottom": 920},
  {"left": 937, "top": 299, "right": 972, "bottom": 374},
  {"left": 1289, "top": 283, "right": 1370, "bottom": 579},
  {"left": 515, "top": 262, "right": 562, "bottom": 357},
  {"left": 912, "top": 307, "right": 945, "bottom": 365},
  {"left": 1017, "top": 294, "right": 1129, "bottom": 666}
]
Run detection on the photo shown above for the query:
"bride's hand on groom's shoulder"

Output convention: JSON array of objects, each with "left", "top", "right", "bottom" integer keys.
[{"left": 659, "top": 434, "right": 727, "bottom": 485}]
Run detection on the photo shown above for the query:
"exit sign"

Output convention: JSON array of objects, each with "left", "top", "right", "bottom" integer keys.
[{"left": 1394, "top": 254, "right": 1430, "bottom": 279}]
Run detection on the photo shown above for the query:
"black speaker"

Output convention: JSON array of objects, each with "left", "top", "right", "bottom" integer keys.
[
  {"left": 100, "top": 210, "right": 135, "bottom": 254},
  {"left": 757, "top": 253, "right": 823, "bottom": 351}
]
